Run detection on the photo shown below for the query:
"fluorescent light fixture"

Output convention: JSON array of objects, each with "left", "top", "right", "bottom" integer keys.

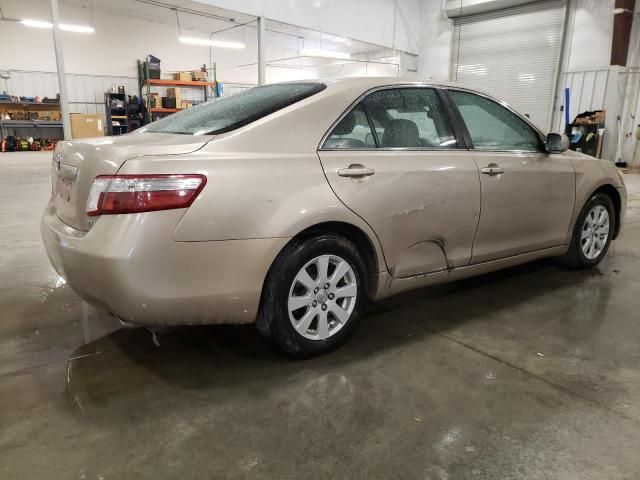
[
  {"left": 323, "top": 35, "right": 351, "bottom": 44},
  {"left": 20, "top": 19, "right": 53, "bottom": 28},
  {"left": 59, "top": 23, "right": 94, "bottom": 33},
  {"left": 20, "top": 19, "right": 94, "bottom": 33},
  {"left": 179, "top": 36, "right": 245, "bottom": 49},
  {"left": 302, "top": 48, "right": 351, "bottom": 60}
]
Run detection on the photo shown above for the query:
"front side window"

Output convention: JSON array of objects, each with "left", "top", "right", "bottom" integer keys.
[
  {"left": 449, "top": 90, "right": 541, "bottom": 151},
  {"left": 144, "top": 82, "right": 326, "bottom": 135},
  {"left": 322, "top": 87, "right": 457, "bottom": 149}
]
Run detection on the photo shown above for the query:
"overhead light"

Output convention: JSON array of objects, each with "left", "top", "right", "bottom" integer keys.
[
  {"left": 59, "top": 23, "right": 94, "bottom": 33},
  {"left": 323, "top": 35, "right": 352, "bottom": 45},
  {"left": 20, "top": 19, "right": 53, "bottom": 28},
  {"left": 20, "top": 19, "right": 94, "bottom": 33},
  {"left": 302, "top": 48, "right": 351, "bottom": 60},
  {"left": 179, "top": 36, "right": 245, "bottom": 49}
]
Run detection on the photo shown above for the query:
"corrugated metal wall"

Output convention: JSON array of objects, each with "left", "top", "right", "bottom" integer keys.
[{"left": 552, "top": 69, "right": 610, "bottom": 132}]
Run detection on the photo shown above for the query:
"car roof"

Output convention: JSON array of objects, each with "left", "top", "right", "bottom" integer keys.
[
  {"left": 273, "top": 76, "right": 457, "bottom": 91},
  {"left": 325, "top": 76, "right": 456, "bottom": 86},
  {"left": 290, "top": 77, "right": 495, "bottom": 103}
]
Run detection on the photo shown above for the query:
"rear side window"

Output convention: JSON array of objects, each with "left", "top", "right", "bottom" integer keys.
[
  {"left": 323, "top": 105, "right": 375, "bottom": 149},
  {"left": 322, "top": 87, "right": 457, "bottom": 149},
  {"left": 364, "top": 88, "right": 456, "bottom": 148},
  {"left": 449, "top": 90, "right": 541, "bottom": 151},
  {"left": 144, "top": 82, "right": 326, "bottom": 135}
]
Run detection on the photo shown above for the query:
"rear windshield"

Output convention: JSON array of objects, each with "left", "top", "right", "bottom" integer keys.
[{"left": 143, "top": 82, "right": 326, "bottom": 135}]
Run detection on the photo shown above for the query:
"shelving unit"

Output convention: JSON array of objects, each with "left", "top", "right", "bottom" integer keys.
[
  {"left": 0, "top": 100, "right": 63, "bottom": 139},
  {"left": 149, "top": 107, "right": 180, "bottom": 113},
  {"left": 145, "top": 79, "right": 213, "bottom": 88},
  {"left": 137, "top": 59, "right": 215, "bottom": 124}
]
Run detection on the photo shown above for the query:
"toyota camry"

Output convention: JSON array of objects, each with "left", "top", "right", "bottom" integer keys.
[{"left": 41, "top": 78, "right": 627, "bottom": 357}]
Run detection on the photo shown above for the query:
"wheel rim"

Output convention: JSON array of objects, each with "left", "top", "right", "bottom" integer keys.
[
  {"left": 581, "top": 205, "right": 610, "bottom": 260},
  {"left": 287, "top": 254, "right": 358, "bottom": 341}
]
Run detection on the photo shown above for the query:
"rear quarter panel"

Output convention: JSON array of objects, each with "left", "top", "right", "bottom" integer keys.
[{"left": 117, "top": 100, "right": 388, "bottom": 273}]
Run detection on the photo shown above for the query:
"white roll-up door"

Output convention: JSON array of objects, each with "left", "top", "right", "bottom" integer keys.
[{"left": 450, "top": 0, "right": 566, "bottom": 131}]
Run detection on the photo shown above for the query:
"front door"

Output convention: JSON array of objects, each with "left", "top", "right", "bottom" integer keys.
[
  {"left": 447, "top": 89, "right": 575, "bottom": 264},
  {"left": 318, "top": 87, "right": 481, "bottom": 277}
]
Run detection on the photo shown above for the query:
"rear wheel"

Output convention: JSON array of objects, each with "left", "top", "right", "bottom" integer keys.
[
  {"left": 558, "top": 193, "right": 615, "bottom": 269},
  {"left": 257, "top": 234, "right": 368, "bottom": 357}
]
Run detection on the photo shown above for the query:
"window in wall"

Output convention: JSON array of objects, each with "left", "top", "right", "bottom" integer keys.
[{"left": 449, "top": 90, "right": 541, "bottom": 152}]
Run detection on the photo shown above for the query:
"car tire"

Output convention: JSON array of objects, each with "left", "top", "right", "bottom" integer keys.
[
  {"left": 257, "top": 233, "right": 368, "bottom": 358},
  {"left": 557, "top": 193, "right": 615, "bottom": 269}
]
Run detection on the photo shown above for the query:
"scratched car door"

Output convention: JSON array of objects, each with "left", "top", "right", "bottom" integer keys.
[{"left": 318, "top": 87, "right": 481, "bottom": 277}]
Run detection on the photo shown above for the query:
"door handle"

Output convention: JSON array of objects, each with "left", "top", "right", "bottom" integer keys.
[
  {"left": 338, "top": 165, "right": 376, "bottom": 177},
  {"left": 481, "top": 164, "right": 504, "bottom": 176}
]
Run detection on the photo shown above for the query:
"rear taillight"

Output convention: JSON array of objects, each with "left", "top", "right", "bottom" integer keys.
[{"left": 86, "top": 174, "right": 206, "bottom": 216}]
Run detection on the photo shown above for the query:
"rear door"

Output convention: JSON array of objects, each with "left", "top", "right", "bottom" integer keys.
[
  {"left": 318, "top": 86, "right": 481, "bottom": 277},
  {"left": 447, "top": 89, "right": 575, "bottom": 263}
]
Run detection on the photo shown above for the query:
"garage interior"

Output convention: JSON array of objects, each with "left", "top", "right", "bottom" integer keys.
[{"left": 2, "top": 0, "right": 640, "bottom": 478}]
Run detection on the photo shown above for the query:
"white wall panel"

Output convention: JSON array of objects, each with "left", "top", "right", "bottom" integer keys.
[
  {"left": 192, "top": 0, "right": 422, "bottom": 54},
  {"left": 418, "top": 0, "right": 454, "bottom": 81},
  {"left": 561, "top": 0, "right": 614, "bottom": 72}
]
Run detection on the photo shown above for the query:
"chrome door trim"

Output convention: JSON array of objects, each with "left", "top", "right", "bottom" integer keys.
[{"left": 320, "top": 146, "right": 462, "bottom": 152}]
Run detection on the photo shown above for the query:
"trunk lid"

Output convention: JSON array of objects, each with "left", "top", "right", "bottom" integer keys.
[{"left": 51, "top": 132, "right": 209, "bottom": 231}]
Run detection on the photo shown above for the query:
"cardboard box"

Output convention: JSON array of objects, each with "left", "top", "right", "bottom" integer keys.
[
  {"left": 7, "top": 110, "right": 26, "bottom": 120},
  {"left": 593, "top": 111, "right": 605, "bottom": 124},
  {"left": 70, "top": 114, "right": 104, "bottom": 139},
  {"left": 192, "top": 70, "right": 207, "bottom": 81},
  {"left": 574, "top": 110, "right": 606, "bottom": 125},
  {"left": 34, "top": 111, "right": 61, "bottom": 121},
  {"left": 180, "top": 101, "right": 193, "bottom": 109},
  {"left": 167, "top": 87, "right": 182, "bottom": 100},
  {"left": 148, "top": 93, "right": 159, "bottom": 108},
  {"left": 173, "top": 72, "right": 191, "bottom": 81}
]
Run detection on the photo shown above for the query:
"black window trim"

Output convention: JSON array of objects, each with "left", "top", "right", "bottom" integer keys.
[
  {"left": 444, "top": 87, "right": 548, "bottom": 154},
  {"left": 318, "top": 84, "right": 467, "bottom": 152}
]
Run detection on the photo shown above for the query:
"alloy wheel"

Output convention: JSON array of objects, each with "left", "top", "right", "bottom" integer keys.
[
  {"left": 287, "top": 254, "right": 358, "bottom": 340},
  {"left": 581, "top": 205, "right": 610, "bottom": 260}
]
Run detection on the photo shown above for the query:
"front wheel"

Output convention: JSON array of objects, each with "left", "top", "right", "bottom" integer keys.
[
  {"left": 558, "top": 193, "right": 615, "bottom": 269},
  {"left": 257, "top": 234, "right": 368, "bottom": 357}
]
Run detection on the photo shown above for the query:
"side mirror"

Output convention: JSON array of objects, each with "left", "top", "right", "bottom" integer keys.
[{"left": 546, "top": 133, "right": 570, "bottom": 153}]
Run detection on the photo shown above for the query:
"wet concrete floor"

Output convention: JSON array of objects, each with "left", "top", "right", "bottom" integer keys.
[{"left": 1, "top": 152, "right": 640, "bottom": 479}]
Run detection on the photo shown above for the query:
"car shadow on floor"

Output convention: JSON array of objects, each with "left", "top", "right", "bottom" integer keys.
[{"left": 62, "top": 257, "right": 609, "bottom": 420}]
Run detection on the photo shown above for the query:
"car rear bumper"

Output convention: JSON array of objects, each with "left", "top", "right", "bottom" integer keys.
[{"left": 41, "top": 202, "right": 289, "bottom": 326}]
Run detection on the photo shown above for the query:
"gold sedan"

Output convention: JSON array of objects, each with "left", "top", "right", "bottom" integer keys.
[{"left": 41, "top": 78, "right": 627, "bottom": 356}]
